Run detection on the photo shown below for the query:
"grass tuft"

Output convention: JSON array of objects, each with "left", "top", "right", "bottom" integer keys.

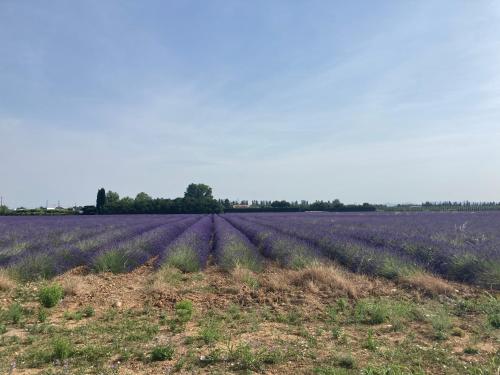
[
  {"left": 164, "top": 246, "right": 200, "bottom": 273},
  {"left": 39, "top": 283, "right": 64, "bottom": 308},
  {"left": 151, "top": 344, "right": 175, "bottom": 361}
]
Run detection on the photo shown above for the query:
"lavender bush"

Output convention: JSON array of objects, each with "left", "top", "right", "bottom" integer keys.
[
  {"left": 158, "top": 215, "right": 213, "bottom": 272},
  {"left": 213, "top": 215, "right": 262, "bottom": 272},
  {"left": 223, "top": 214, "right": 322, "bottom": 269}
]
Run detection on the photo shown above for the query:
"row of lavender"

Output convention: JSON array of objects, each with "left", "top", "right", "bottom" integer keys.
[
  {"left": 0, "top": 213, "right": 318, "bottom": 280},
  {"left": 1, "top": 212, "right": 498, "bottom": 288},
  {"left": 228, "top": 212, "right": 500, "bottom": 288},
  {"left": 0, "top": 215, "right": 204, "bottom": 280}
]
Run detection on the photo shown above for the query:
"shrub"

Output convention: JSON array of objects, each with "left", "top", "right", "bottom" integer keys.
[
  {"left": 38, "top": 308, "right": 48, "bottom": 323},
  {"left": 64, "top": 310, "right": 83, "bottom": 321},
  {"left": 199, "top": 318, "right": 222, "bottom": 344},
  {"left": 258, "top": 348, "right": 283, "bottom": 365},
  {"left": 228, "top": 343, "right": 261, "bottom": 371},
  {"left": 52, "top": 337, "right": 73, "bottom": 360},
  {"left": 448, "top": 255, "right": 484, "bottom": 284},
  {"left": 336, "top": 354, "right": 356, "bottom": 369},
  {"left": 82, "top": 305, "right": 95, "bottom": 317},
  {"left": 39, "top": 284, "right": 64, "bottom": 308},
  {"left": 464, "top": 347, "right": 479, "bottom": 355},
  {"left": 337, "top": 298, "right": 349, "bottom": 311},
  {"left": 93, "top": 250, "right": 128, "bottom": 274},
  {"left": 326, "top": 306, "right": 337, "bottom": 323},
  {"left": 363, "top": 329, "right": 377, "bottom": 351},
  {"left": 430, "top": 310, "right": 451, "bottom": 340},
  {"left": 175, "top": 300, "right": 193, "bottom": 323},
  {"left": 354, "top": 300, "right": 388, "bottom": 325},
  {"left": 488, "top": 312, "right": 500, "bottom": 329},
  {"left": 10, "top": 254, "right": 57, "bottom": 282},
  {"left": 378, "top": 259, "right": 402, "bottom": 279},
  {"left": 165, "top": 247, "right": 200, "bottom": 273},
  {"left": 331, "top": 326, "right": 344, "bottom": 340},
  {"left": 0, "top": 323, "right": 6, "bottom": 334},
  {"left": 7, "top": 302, "right": 23, "bottom": 324},
  {"left": 151, "top": 344, "right": 175, "bottom": 361}
]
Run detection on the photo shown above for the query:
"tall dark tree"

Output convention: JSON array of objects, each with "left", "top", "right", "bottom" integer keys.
[{"left": 96, "top": 188, "right": 106, "bottom": 214}]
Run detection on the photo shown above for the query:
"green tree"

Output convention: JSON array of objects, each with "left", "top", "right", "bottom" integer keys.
[
  {"left": 106, "top": 191, "right": 120, "bottom": 204},
  {"left": 271, "top": 200, "right": 291, "bottom": 208},
  {"left": 135, "top": 192, "right": 153, "bottom": 213},
  {"left": 183, "top": 183, "right": 221, "bottom": 213},
  {"left": 184, "top": 183, "right": 213, "bottom": 200},
  {"left": 96, "top": 188, "right": 106, "bottom": 214}
]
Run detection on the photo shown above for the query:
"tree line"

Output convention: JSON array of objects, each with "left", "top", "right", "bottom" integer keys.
[
  {"left": 86, "top": 183, "right": 375, "bottom": 214},
  {"left": 90, "top": 183, "right": 221, "bottom": 214}
]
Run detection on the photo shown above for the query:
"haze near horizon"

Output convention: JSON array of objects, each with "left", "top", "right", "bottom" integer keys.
[{"left": 1, "top": 1, "right": 500, "bottom": 207}]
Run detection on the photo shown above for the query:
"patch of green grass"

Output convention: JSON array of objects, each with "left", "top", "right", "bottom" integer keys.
[
  {"left": 463, "top": 347, "right": 479, "bottom": 355},
  {"left": 82, "top": 305, "right": 95, "bottom": 318},
  {"left": 331, "top": 326, "right": 344, "bottom": 341},
  {"left": 227, "top": 342, "right": 273, "bottom": 371},
  {"left": 151, "top": 344, "right": 175, "bottom": 361},
  {"left": 37, "top": 308, "right": 48, "bottom": 323},
  {"left": 6, "top": 302, "right": 24, "bottom": 324},
  {"left": 199, "top": 317, "right": 222, "bottom": 344},
  {"left": 488, "top": 312, "right": 500, "bottom": 329},
  {"left": 64, "top": 310, "right": 83, "bottom": 321},
  {"left": 363, "top": 329, "right": 377, "bottom": 351},
  {"left": 9, "top": 254, "right": 57, "bottom": 282},
  {"left": 430, "top": 310, "right": 452, "bottom": 340},
  {"left": 164, "top": 246, "right": 200, "bottom": 273},
  {"left": 199, "top": 348, "right": 223, "bottom": 367},
  {"left": 92, "top": 250, "right": 129, "bottom": 273},
  {"left": 52, "top": 336, "right": 73, "bottom": 360},
  {"left": 168, "top": 300, "right": 194, "bottom": 332},
  {"left": 314, "top": 367, "right": 353, "bottom": 375},
  {"left": 175, "top": 300, "right": 193, "bottom": 323},
  {"left": 354, "top": 300, "right": 388, "bottom": 325},
  {"left": 227, "top": 304, "right": 242, "bottom": 320},
  {"left": 289, "top": 253, "right": 313, "bottom": 270},
  {"left": 326, "top": 305, "right": 338, "bottom": 323},
  {"left": 362, "top": 364, "right": 424, "bottom": 375},
  {"left": 219, "top": 241, "right": 262, "bottom": 273},
  {"left": 235, "top": 267, "right": 260, "bottom": 289},
  {"left": 64, "top": 306, "right": 95, "bottom": 321},
  {"left": 156, "top": 266, "right": 184, "bottom": 285},
  {"left": 39, "top": 283, "right": 64, "bottom": 308},
  {"left": 337, "top": 298, "right": 349, "bottom": 312},
  {"left": 335, "top": 354, "right": 356, "bottom": 369},
  {"left": 277, "top": 308, "right": 302, "bottom": 325},
  {"left": 451, "top": 327, "right": 464, "bottom": 337}
]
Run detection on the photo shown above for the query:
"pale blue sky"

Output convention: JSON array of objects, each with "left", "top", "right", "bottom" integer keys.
[{"left": 1, "top": 1, "right": 500, "bottom": 207}]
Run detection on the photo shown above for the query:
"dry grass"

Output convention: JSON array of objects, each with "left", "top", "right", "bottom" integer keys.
[
  {"left": 59, "top": 275, "right": 85, "bottom": 296},
  {"left": 290, "top": 263, "right": 358, "bottom": 298},
  {"left": 231, "top": 265, "right": 259, "bottom": 287},
  {"left": 147, "top": 266, "right": 183, "bottom": 297},
  {"left": 0, "top": 270, "right": 15, "bottom": 291},
  {"left": 260, "top": 263, "right": 359, "bottom": 298},
  {"left": 261, "top": 271, "right": 292, "bottom": 292},
  {"left": 400, "top": 272, "right": 455, "bottom": 296}
]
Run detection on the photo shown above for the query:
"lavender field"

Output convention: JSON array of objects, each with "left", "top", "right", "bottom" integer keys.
[{"left": 1, "top": 212, "right": 499, "bottom": 288}]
